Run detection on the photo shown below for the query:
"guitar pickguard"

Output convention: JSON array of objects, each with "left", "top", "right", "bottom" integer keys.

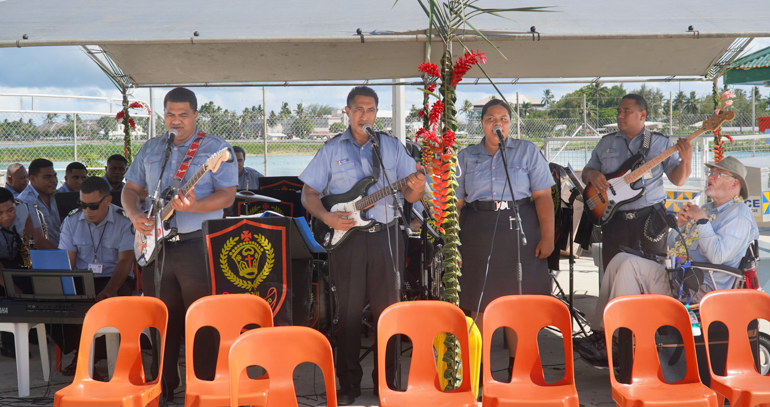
[
  {"left": 324, "top": 196, "right": 375, "bottom": 248},
  {"left": 134, "top": 215, "right": 177, "bottom": 267}
]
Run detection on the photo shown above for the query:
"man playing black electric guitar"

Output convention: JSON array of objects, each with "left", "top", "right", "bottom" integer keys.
[
  {"left": 582, "top": 94, "right": 692, "bottom": 271},
  {"left": 299, "top": 86, "right": 426, "bottom": 406}
]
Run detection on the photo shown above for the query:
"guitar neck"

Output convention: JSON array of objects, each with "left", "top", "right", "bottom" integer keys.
[
  {"left": 355, "top": 169, "right": 425, "bottom": 210},
  {"left": 623, "top": 128, "right": 703, "bottom": 184},
  {"left": 159, "top": 163, "right": 209, "bottom": 219}
]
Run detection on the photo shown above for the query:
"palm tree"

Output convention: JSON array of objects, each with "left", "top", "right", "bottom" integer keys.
[
  {"left": 521, "top": 102, "right": 532, "bottom": 117},
  {"left": 683, "top": 91, "right": 699, "bottom": 115},
  {"left": 541, "top": 89, "right": 554, "bottom": 119},
  {"left": 459, "top": 100, "right": 475, "bottom": 130},
  {"left": 672, "top": 91, "right": 686, "bottom": 113},
  {"left": 44, "top": 113, "right": 59, "bottom": 124},
  {"left": 295, "top": 103, "right": 305, "bottom": 118}
]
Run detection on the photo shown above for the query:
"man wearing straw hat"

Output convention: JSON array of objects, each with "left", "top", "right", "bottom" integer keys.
[{"left": 575, "top": 156, "right": 759, "bottom": 367}]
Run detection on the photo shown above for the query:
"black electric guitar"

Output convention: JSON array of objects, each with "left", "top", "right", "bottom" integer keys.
[
  {"left": 311, "top": 169, "right": 426, "bottom": 250},
  {"left": 134, "top": 148, "right": 232, "bottom": 266},
  {"left": 583, "top": 111, "right": 733, "bottom": 226}
]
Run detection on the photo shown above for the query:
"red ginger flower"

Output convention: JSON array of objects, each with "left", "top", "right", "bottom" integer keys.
[
  {"left": 418, "top": 62, "right": 441, "bottom": 78},
  {"left": 128, "top": 118, "right": 136, "bottom": 130},
  {"left": 115, "top": 110, "right": 125, "bottom": 121},
  {"left": 451, "top": 50, "right": 486, "bottom": 88},
  {"left": 417, "top": 128, "right": 439, "bottom": 143},
  {"left": 428, "top": 100, "right": 444, "bottom": 126},
  {"left": 426, "top": 83, "right": 437, "bottom": 93},
  {"left": 442, "top": 130, "right": 456, "bottom": 148}
]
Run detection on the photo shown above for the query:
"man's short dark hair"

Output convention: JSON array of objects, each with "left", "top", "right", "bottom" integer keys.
[
  {"left": 481, "top": 98, "right": 513, "bottom": 120},
  {"left": 28, "top": 159, "right": 54, "bottom": 177},
  {"left": 347, "top": 86, "right": 379, "bottom": 108},
  {"left": 0, "top": 187, "right": 13, "bottom": 205},
  {"left": 65, "top": 162, "right": 87, "bottom": 174},
  {"left": 106, "top": 154, "right": 128, "bottom": 166},
  {"left": 622, "top": 94, "right": 648, "bottom": 113},
  {"left": 164, "top": 87, "right": 198, "bottom": 112},
  {"left": 80, "top": 176, "right": 110, "bottom": 197},
  {"left": 232, "top": 146, "right": 246, "bottom": 156}
]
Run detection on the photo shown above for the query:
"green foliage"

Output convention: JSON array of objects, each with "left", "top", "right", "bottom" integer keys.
[
  {"left": 329, "top": 122, "right": 347, "bottom": 133},
  {"left": 306, "top": 103, "right": 335, "bottom": 116},
  {"left": 292, "top": 117, "right": 315, "bottom": 136}
]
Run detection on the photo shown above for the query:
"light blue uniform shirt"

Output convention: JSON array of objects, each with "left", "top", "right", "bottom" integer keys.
[
  {"left": 299, "top": 128, "right": 417, "bottom": 224},
  {"left": 0, "top": 201, "right": 29, "bottom": 263},
  {"left": 125, "top": 129, "right": 238, "bottom": 234},
  {"left": 668, "top": 198, "right": 758, "bottom": 290},
  {"left": 5, "top": 184, "right": 21, "bottom": 198},
  {"left": 238, "top": 167, "right": 264, "bottom": 190},
  {"left": 18, "top": 184, "right": 61, "bottom": 246},
  {"left": 59, "top": 204, "right": 134, "bottom": 278},
  {"left": 585, "top": 128, "right": 680, "bottom": 211},
  {"left": 456, "top": 137, "right": 554, "bottom": 202},
  {"left": 56, "top": 183, "right": 73, "bottom": 193},
  {"left": 102, "top": 175, "right": 124, "bottom": 191}
]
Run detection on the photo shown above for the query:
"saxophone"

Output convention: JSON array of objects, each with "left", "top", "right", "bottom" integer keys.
[{"left": 18, "top": 234, "right": 32, "bottom": 269}]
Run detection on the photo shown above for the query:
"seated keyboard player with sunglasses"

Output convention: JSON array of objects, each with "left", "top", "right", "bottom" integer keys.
[{"left": 54, "top": 176, "right": 136, "bottom": 377}]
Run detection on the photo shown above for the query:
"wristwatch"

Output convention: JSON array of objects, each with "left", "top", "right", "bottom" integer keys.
[{"left": 696, "top": 218, "right": 709, "bottom": 225}]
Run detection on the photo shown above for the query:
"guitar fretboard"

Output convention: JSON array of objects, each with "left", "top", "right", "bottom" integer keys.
[
  {"left": 354, "top": 168, "right": 427, "bottom": 211},
  {"left": 623, "top": 112, "right": 731, "bottom": 184},
  {"left": 159, "top": 163, "right": 209, "bottom": 220}
]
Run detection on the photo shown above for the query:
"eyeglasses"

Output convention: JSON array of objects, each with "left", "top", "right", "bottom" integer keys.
[
  {"left": 77, "top": 196, "right": 107, "bottom": 211},
  {"left": 707, "top": 170, "right": 734, "bottom": 179}
]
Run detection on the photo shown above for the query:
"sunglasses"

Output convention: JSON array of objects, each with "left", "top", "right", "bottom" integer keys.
[{"left": 77, "top": 196, "right": 107, "bottom": 211}]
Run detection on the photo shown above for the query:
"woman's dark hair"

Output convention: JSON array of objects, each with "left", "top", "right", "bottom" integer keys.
[{"left": 480, "top": 98, "right": 512, "bottom": 120}]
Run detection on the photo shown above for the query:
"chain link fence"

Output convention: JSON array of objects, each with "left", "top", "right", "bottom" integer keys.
[{"left": 1, "top": 109, "right": 769, "bottom": 178}]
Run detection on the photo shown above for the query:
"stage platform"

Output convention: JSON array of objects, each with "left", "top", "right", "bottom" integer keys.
[{"left": 0, "top": 227, "right": 767, "bottom": 406}]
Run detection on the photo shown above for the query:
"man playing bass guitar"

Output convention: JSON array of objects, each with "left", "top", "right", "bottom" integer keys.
[
  {"left": 582, "top": 94, "right": 692, "bottom": 271},
  {"left": 300, "top": 86, "right": 426, "bottom": 406}
]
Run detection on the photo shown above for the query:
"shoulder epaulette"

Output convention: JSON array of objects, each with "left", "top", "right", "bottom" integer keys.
[
  {"left": 601, "top": 131, "right": 619, "bottom": 138},
  {"left": 378, "top": 131, "right": 396, "bottom": 139},
  {"left": 14, "top": 198, "right": 23, "bottom": 205},
  {"left": 115, "top": 207, "right": 129, "bottom": 219},
  {"left": 651, "top": 131, "right": 669, "bottom": 138},
  {"left": 67, "top": 207, "right": 82, "bottom": 217},
  {"left": 324, "top": 132, "right": 344, "bottom": 144}
]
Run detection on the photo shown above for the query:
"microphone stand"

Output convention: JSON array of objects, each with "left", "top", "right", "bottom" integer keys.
[
  {"left": 367, "top": 129, "right": 407, "bottom": 391},
  {"left": 150, "top": 133, "right": 175, "bottom": 303},
  {"left": 495, "top": 132, "right": 526, "bottom": 295}
]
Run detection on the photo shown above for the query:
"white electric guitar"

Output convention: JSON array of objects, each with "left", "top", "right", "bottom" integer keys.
[{"left": 134, "top": 148, "right": 231, "bottom": 266}]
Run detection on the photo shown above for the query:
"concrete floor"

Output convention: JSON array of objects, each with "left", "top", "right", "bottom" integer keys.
[{"left": 0, "top": 229, "right": 768, "bottom": 406}]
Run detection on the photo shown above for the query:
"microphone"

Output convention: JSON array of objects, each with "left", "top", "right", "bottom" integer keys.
[
  {"left": 166, "top": 129, "right": 178, "bottom": 147},
  {"left": 362, "top": 124, "right": 377, "bottom": 141},
  {"left": 493, "top": 125, "right": 505, "bottom": 146}
]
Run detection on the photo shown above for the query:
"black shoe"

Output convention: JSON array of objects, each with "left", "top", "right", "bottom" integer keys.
[
  {"left": 574, "top": 332, "right": 609, "bottom": 368},
  {"left": 337, "top": 385, "right": 360, "bottom": 406}
]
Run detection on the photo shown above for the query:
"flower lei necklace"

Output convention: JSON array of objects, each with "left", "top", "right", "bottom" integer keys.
[{"left": 667, "top": 195, "right": 744, "bottom": 261}]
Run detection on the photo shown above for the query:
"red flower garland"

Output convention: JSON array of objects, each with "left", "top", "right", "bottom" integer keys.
[
  {"left": 419, "top": 62, "right": 441, "bottom": 78},
  {"left": 450, "top": 50, "right": 486, "bottom": 87}
]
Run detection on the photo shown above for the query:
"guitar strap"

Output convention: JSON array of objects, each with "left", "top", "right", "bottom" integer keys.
[
  {"left": 370, "top": 131, "right": 383, "bottom": 183},
  {"left": 170, "top": 131, "right": 207, "bottom": 188},
  {"left": 637, "top": 128, "right": 653, "bottom": 164}
]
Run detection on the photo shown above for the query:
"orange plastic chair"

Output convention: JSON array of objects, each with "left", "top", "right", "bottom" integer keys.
[
  {"left": 185, "top": 294, "right": 274, "bottom": 407},
  {"left": 54, "top": 296, "right": 168, "bottom": 407},
  {"left": 377, "top": 300, "right": 476, "bottom": 407},
  {"left": 482, "top": 295, "right": 579, "bottom": 407},
  {"left": 228, "top": 326, "right": 337, "bottom": 407},
  {"left": 603, "top": 295, "right": 719, "bottom": 407},
  {"left": 698, "top": 289, "right": 770, "bottom": 407}
]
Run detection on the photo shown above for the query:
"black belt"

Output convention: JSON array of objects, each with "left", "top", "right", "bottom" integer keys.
[
  {"left": 616, "top": 202, "right": 663, "bottom": 220},
  {"left": 468, "top": 198, "right": 531, "bottom": 212},
  {"left": 358, "top": 219, "right": 399, "bottom": 233},
  {"left": 167, "top": 230, "right": 202, "bottom": 242}
]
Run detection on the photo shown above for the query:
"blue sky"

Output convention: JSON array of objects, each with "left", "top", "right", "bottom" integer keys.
[{"left": 1, "top": 38, "right": 770, "bottom": 117}]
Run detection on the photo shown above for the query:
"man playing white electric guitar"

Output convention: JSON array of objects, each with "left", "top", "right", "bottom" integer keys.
[{"left": 121, "top": 87, "right": 237, "bottom": 403}]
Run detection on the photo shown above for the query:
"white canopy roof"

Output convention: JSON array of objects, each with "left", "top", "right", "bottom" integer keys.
[{"left": 1, "top": 0, "right": 769, "bottom": 86}]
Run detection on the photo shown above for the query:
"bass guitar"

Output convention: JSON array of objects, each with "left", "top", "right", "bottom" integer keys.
[
  {"left": 311, "top": 169, "right": 426, "bottom": 250},
  {"left": 583, "top": 111, "right": 734, "bottom": 226},
  {"left": 134, "top": 148, "right": 232, "bottom": 266}
]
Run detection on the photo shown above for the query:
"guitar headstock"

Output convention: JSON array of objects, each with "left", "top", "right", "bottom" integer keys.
[
  {"left": 700, "top": 111, "right": 735, "bottom": 131},
  {"left": 206, "top": 148, "right": 232, "bottom": 173}
]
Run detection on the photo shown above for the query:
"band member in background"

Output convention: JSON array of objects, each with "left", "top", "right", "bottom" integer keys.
[
  {"left": 300, "top": 86, "right": 426, "bottom": 406},
  {"left": 18, "top": 159, "right": 61, "bottom": 246},
  {"left": 122, "top": 87, "right": 237, "bottom": 402},
  {"left": 582, "top": 94, "right": 692, "bottom": 271},
  {"left": 57, "top": 162, "right": 88, "bottom": 193},
  {"left": 4, "top": 163, "right": 28, "bottom": 198},
  {"left": 56, "top": 176, "right": 135, "bottom": 376},
  {"left": 233, "top": 145, "right": 264, "bottom": 190},
  {"left": 104, "top": 154, "right": 128, "bottom": 192},
  {"left": 0, "top": 187, "right": 54, "bottom": 358},
  {"left": 456, "top": 98, "right": 555, "bottom": 379}
]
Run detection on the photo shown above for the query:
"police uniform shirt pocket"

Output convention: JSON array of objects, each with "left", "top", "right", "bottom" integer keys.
[
  {"left": 600, "top": 149, "right": 622, "bottom": 172},
  {"left": 328, "top": 159, "right": 357, "bottom": 194},
  {"left": 74, "top": 239, "right": 94, "bottom": 267},
  {"left": 100, "top": 241, "right": 120, "bottom": 265},
  {"left": 143, "top": 154, "right": 164, "bottom": 189}
]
